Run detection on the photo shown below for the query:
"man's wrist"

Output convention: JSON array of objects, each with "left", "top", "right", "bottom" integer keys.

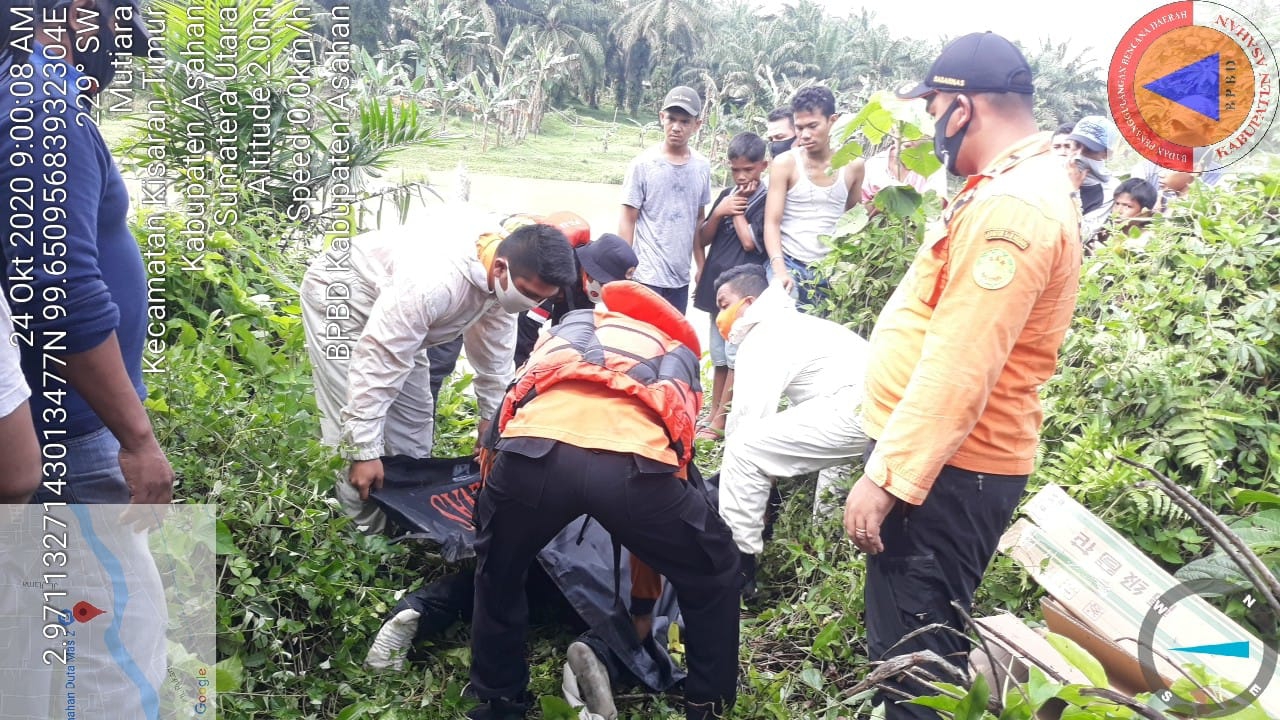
[{"left": 116, "top": 421, "right": 159, "bottom": 453}]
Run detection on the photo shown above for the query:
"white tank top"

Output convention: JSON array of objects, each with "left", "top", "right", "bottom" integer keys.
[{"left": 779, "top": 150, "right": 849, "bottom": 264}]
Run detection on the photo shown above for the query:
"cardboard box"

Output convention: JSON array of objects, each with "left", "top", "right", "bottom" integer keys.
[
  {"left": 1040, "top": 596, "right": 1167, "bottom": 696},
  {"left": 1000, "top": 484, "right": 1280, "bottom": 716},
  {"left": 973, "top": 612, "right": 1090, "bottom": 688}
]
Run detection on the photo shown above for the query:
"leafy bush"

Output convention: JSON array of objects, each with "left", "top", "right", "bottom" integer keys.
[
  {"left": 1036, "top": 174, "right": 1280, "bottom": 578},
  {"left": 142, "top": 31, "right": 1276, "bottom": 707}
]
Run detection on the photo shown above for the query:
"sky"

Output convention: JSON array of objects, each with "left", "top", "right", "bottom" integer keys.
[{"left": 761, "top": 0, "right": 1209, "bottom": 67}]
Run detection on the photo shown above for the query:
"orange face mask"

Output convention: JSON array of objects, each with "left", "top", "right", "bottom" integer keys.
[{"left": 715, "top": 297, "right": 749, "bottom": 340}]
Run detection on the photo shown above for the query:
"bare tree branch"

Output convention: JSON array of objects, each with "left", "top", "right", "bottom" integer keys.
[{"left": 1117, "top": 456, "right": 1280, "bottom": 619}]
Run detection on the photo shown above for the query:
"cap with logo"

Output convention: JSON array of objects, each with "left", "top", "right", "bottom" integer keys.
[
  {"left": 661, "top": 86, "right": 703, "bottom": 117},
  {"left": 897, "top": 31, "right": 1033, "bottom": 99},
  {"left": 576, "top": 233, "right": 638, "bottom": 284},
  {"left": 1067, "top": 115, "right": 1121, "bottom": 154}
]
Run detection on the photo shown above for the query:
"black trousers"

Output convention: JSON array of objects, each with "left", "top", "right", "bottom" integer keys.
[
  {"left": 863, "top": 442, "right": 1026, "bottom": 720},
  {"left": 640, "top": 283, "right": 690, "bottom": 315},
  {"left": 471, "top": 443, "right": 740, "bottom": 720}
]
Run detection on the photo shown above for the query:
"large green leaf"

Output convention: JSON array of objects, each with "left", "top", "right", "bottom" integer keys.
[
  {"left": 1044, "top": 634, "right": 1109, "bottom": 689},
  {"left": 954, "top": 672, "right": 991, "bottom": 720},
  {"left": 215, "top": 654, "right": 244, "bottom": 694},
  {"left": 906, "top": 694, "right": 962, "bottom": 712},
  {"left": 1026, "top": 666, "right": 1063, "bottom": 710},
  {"left": 873, "top": 185, "right": 924, "bottom": 219},
  {"left": 900, "top": 139, "right": 943, "bottom": 179},
  {"left": 811, "top": 621, "right": 842, "bottom": 660},
  {"left": 831, "top": 140, "right": 864, "bottom": 170},
  {"left": 799, "top": 666, "right": 824, "bottom": 692},
  {"left": 1233, "top": 490, "right": 1280, "bottom": 510}
]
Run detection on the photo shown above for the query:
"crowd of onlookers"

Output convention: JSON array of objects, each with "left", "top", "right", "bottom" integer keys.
[{"left": 0, "top": 10, "right": 1225, "bottom": 720}]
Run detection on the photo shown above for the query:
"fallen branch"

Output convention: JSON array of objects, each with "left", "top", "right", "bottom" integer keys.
[
  {"left": 1117, "top": 456, "right": 1280, "bottom": 619},
  {"left": 846, "top": 650, "right": 968, "bottom": 696}
]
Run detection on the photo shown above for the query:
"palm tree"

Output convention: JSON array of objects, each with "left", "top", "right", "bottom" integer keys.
[
  {"left": 612, "top": 0, "right": 714, "bottom": 114},
  {"left": 686, "top": 4, "right": 813, "bottom": 112},
  {"left": 392, "top": 0, "right": 500, "bottom": 80},
  {"left": 493, "top": 0, "right": 613, "bottom": 107},
  {"left": 1025, "top": 39, "right": 1107, "bottom": 127}
]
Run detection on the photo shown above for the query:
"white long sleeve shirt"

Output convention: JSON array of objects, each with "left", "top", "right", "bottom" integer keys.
[
  {"left": 726, "top": 286, "right": 870, "bottom": 437},
  {"left": 336, "top": 211, "right": 516, "bottom": 460}
]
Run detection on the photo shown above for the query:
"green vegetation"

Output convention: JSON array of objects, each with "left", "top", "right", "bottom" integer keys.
[
  {"left": 356, "top": 0, "right": 1109, "bottom": 181},
  {"left": 99, "top": 0, "right": 1280, "bottom": 717}
]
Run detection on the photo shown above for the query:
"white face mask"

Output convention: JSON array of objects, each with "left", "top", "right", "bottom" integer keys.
[
  {"left": 585, "top": 278, "right": 604, "bottom": 304},
  {"left": 494, "top": 262, "right": 542, "bottom": 314}
]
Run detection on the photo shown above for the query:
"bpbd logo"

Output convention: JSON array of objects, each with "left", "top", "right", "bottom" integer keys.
[{"left": 1109, "top": 1, "right": 1276, "bottom": 171}]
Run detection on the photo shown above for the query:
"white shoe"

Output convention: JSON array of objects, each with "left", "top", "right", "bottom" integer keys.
[
  {"left": 566, "top": 641, "right": 617, "bottom": 720},
  {"left": 364, "top": 608, "right": 421, "bottom": 671}
]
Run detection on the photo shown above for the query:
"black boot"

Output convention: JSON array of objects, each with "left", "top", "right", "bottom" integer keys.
[
  {"left": 738, "top": 552, "right": 758, "bottom": 600},
  {"left": 465, "top": 693, "right": 531, "bottom": 720}
]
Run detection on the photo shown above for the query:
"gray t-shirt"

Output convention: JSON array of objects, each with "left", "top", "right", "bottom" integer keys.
[{"left": 622, "top": 146, "right": 711, "bottom": 288}]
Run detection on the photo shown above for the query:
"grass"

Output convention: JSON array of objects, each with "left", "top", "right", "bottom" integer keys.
[{"left": 392, "top": 106, "right": 665, "bottom": 185}]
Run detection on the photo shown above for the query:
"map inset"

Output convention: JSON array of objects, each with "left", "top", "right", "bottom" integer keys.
[{"left": 0, "top": 505, "right": 215, "bottom": 719}]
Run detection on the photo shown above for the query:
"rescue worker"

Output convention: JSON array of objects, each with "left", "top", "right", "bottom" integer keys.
[
  {"left": 514, "top": 232, "right": 638, "bottom": 367},
  {"left": 300, "top": 206, "right": 577, "bottom": 535},
  {"left": 846, "top": 33, "right": 1082, "bottom": 718},
  {"left": 468, "top": 282, "right": 741, "bottom": 720},
  {"left": 713, "top": 264, "right": 871, "bottom": 596}
]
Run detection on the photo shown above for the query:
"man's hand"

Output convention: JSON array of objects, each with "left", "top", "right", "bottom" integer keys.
[
  {"left": 118, "top": 437, "right": 174, "bottom": 505},
  {"left": 843, "top": 474, "right": 898, "bottom": 555},
  {"left": 476, "top": 418, "right": 492, "bottom": 456},
  {"left": 349, "top": 459, "right": 385, "bottom": 501},
  {"left": 722, "top": 193, "right": 749, "bottom": 216},
  {"left": 632, "top": 613, "right": 653, "bottom": 642},
  {"left": 771, "top": 261, "right": 795, "bottom": 293},
  {"left": 1066, "top": 157, "right": 1086, "bottom": 191}
]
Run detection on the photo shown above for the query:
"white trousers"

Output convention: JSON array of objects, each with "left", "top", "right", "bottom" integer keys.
[
  {"left": 719, "top": 385, "right": 868, "bottom": 555},
  {"left": 300, "top": 266, "right": 436, "bottom": 534}
]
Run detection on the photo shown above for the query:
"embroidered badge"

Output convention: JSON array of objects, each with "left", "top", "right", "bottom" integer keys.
[
  {"left": 985, "top": 228, "right": 1029, "bottom": 250},
  {"left": 972, "top": 248, "right": 1016, "bottom": 290}
]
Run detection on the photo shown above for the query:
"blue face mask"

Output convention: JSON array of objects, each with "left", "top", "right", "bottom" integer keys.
[{"left": 932, "top": 96, "right": 970, "bottom": 176}]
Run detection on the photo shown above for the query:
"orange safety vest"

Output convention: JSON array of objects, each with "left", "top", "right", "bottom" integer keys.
[
  {"left": 493, "top": 281, "right": 703, "bottom": 465},
  {"left": 500, "top": 210, "right": 592, "bottom": 248}
]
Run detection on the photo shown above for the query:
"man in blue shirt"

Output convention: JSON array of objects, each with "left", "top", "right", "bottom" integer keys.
[{"left": 0, "top": 0, "right": 172, "bottom": 504}]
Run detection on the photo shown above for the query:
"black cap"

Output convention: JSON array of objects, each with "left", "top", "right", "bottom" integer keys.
[
  {"left": 897, "top": 32, "right": 1033, "bottom": 99},
  {"left": 576, "top": 233, "right": 638, "bottom": 283}
]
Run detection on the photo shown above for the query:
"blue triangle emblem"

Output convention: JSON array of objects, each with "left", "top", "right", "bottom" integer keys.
[{"left": 1143, "top": 53, "right": 1220, "bottom": 121}]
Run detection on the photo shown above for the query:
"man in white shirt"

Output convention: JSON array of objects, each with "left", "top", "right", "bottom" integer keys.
[
  {"left": 763, "top": 85, "right": 865, "bottom": 308},
  {"left": 861, "top": 138, "right": 948, "bottom": 207},
  {"left": 301, "top": 206, "right": 577, "bottom": 533},
  {"left": 1, "top": 299, "right": 39, "bottom": 502},
  {"left": 712, "top": 265, "right": 871, "bottom": 593}
]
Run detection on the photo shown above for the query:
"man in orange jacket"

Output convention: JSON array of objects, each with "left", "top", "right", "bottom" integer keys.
[
  {"left": 844, "top": 32, "right": 1082, "bottom": 719},
  {"left": 468, "top": 282, "right": 740, "bottom": 720}
]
